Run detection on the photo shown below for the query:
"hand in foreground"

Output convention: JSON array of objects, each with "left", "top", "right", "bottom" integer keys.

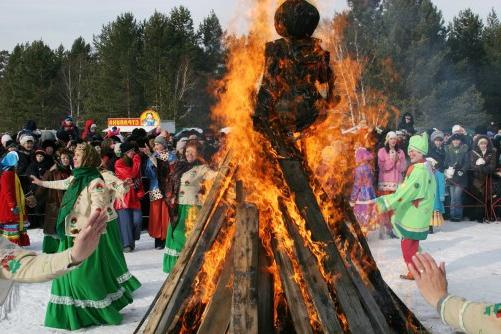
[
  {"left": 408, "top": 253, "right": 448, "bottom": 309},
  {"left": 70, "top": 209, "right": 107, "bottom": 264}
]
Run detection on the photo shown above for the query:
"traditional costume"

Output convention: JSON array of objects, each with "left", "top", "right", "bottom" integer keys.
[
  {"left": 376, "top": 133, "right": 436, "bottom": 280},
  {"left": 0, "top": 152, "right": 30, "bottom": 246},
  {"left": 350, "top": 148, "right": 376, "bottom": 231},
  {"left": 163, "top": 162, "right": 216, "bottom": 273},
  {"left": 40, "top": 144, "right": 140, "bottom": 330}
]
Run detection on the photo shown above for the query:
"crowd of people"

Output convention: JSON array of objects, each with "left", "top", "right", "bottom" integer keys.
[
  {"left": 350, "top": 113, "right": 501, "bottom": 239},
  {"left": 0, "top": 116, "right": 223, "bottom": 330}
]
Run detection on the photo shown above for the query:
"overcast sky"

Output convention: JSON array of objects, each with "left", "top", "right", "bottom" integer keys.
[{"left": 0, "top": 0, "right": 499, "bottom": 51}]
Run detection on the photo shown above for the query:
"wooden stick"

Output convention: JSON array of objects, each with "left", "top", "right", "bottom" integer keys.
[
  {"left": 230, "top": 203, "right": 259, "bottom": 334},
  {"left": 196, "top": 245, "right": 235, "bottom": 334},
  {"left": 137, "top": 151, "right": 235, "bottom": 334},
  {"left": 257, "top": 240, "right": 274, "bottom": 334},
  {"left": 279, "top": 200, "right": 344, "bottom": 333},
  {"left": 272, "top": 236, "right": 313, "bottom": 334}
]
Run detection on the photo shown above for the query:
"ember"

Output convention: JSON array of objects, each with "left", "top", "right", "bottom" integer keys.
[{"left": 136, "top": 1, "right": 428, "bottom": 333}]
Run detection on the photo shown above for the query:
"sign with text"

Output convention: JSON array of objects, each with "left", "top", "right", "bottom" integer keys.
[{"left": 107, "top": 118, "right": 141, "bottom": 127}]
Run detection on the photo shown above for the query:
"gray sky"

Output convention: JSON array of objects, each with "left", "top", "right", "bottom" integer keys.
[{"left": 0, "top": 0, "right": 499, "bottom": 51}]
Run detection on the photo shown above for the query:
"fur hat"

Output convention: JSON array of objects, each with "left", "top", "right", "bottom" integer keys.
[
  {"left": 452, "top": 125, "right": 464, "bottom": 134},
  {"left": 1, "top": 134, "right": 12, "bottom": 147},
  {"left": 34, "top": 149, "right": 46, "bottom": 157},
  {"left": 120, "top": 142, "right": 135, "bottom": 155},
  {"left": 154, "top": 136, "right": 168, "bottom": 148},
  {"left": 19, "top": 134, "right": 35, "bottom": 147},
  {"left": 449, "top": 133, "right": 464, "bottom": 143},
  {"left": 41, "top": 140, "right": 56, "bottom": 149},
  {"left": 430, "top": 130, "right": 444, "bottom": 142},
  {"left": 408, "top": 132, "right": 429, "bottom": 155}
]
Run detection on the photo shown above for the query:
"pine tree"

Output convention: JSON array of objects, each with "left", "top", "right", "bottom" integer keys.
[{"left": 93, "top": 13, "right": 144, "bottom": 121}]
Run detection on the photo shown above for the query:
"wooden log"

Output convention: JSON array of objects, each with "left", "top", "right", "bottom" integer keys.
[
  {"left": 197, "top": 246, "right": 235, "bottom": 334},
  {"left": 257, "top": 241, "right": 274, "bottom": 334},
  {"left": 279, "top": 200, "right": 344, "bottom": 333},
  {"left": 272, "top": 236, "right": 313, "bottom": 334},
  {"left": 230, "top": 203, "right": 259, "bottom": 334},
  {"left": 139, "top": 204, "right": 229, "bottom": 334},
  {"left": 278, "top": 158, "right": 376, "bottom": 333},
  {"left": 137, "top": 152, "right": 235, "bottom": 334}
]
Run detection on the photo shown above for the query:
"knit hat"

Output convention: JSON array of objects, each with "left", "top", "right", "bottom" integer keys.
[
  {"left": 19, "top": 135, "right": 35, "bottom": 147},
  {"left": 450, "top": 133, "right": 464, "bottom": 143},
  {"left": 90, "top": 124, "right": 97, "bottom": 130},
  {"left": 176, "top": 137, "right": 188, "bottom": 154},
  {"left": 1, "top": 134, "right": 12, "bottom": 147},
  {"left": 5, "top": 140, "right": 17, "bottom": 149},
  {"left": 120, "top": 142, "right": 135, "bottom": 154},
  {"left": 1, "top": 151, "right": 19, "bottom": 170},
  {"left": 408, "top": 132, "right": 429, "bottom": 155},
  {"left": 385, "top": 131, "right": 397, "bottom": 145},
  {"left": 42, "top": 139, "right": 56, "bottom": 149},
  {"left": 430, "top": 130, "right": 444, "bottom": 142},
  {"left": 154, "top": 136, "right": 168, "bottom": 148},
  {"left": 452, "top": 125, "right": 464, "bottom": 134},
  {"left": 355, "top": 147, "right": 373, "bottom": 163},
  {"left": 34, "top": 149, "right": 46, "bottom": 157}
]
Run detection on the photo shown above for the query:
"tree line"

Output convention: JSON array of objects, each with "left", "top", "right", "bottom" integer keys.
[
  {"left": 342, "top": 0, "right": 501, "bottom": 129},
  {"left": 0, "top": 7, "right": 224, "bottom": 131},
  {"left": 0, "top": 1, "right": 499, "bottom": 132}
]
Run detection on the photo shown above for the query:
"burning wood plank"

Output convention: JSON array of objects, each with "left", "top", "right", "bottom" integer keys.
[{"left": 230, "top": 203, "right": 259, "bottom": 334}]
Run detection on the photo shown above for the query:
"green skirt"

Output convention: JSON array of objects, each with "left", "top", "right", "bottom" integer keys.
[
  {"left": 163, "top": 205, "right": 200, "bottom": 273},
  {"left": 44, "top": 219, "right": 141, "bottom": 330}
]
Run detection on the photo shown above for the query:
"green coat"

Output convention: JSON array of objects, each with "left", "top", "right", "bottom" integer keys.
[{"left": 376, "top": 162, "right": 436, "bottom": 240}]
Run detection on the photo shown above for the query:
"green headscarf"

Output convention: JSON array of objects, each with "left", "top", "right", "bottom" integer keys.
[{"left": 56, "top": 144, "right": 102, "bottom": 238}]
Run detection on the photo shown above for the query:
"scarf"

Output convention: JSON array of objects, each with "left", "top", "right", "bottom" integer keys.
[{"left": 55, "top": 167, "right": 101, "bottom": 238}]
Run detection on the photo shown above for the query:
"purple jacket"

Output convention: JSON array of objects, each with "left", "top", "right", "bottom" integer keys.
[{"left": 377, "top": 147, "right": 407, "bottom": 192}]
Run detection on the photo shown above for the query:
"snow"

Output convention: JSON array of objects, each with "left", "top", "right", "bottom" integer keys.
[{"left": 3, "top": 221, "right": 501, "bottom": 333}]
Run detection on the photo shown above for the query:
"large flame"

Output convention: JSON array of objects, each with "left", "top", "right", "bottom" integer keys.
[{"left": 178, "top": 1, "right": 398, "bottom": 331}]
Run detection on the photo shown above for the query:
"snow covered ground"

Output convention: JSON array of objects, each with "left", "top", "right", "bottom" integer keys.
[{"left": 3, "top": 221, "right": 501, "bottom": 333}]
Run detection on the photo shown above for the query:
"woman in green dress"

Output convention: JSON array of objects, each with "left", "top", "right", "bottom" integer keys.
[
  {"left": 163, "top": 140, "right": 216, "bottom": 274},
  {"left": 32, "top": 143, "right": 141, "bottom": 330}
]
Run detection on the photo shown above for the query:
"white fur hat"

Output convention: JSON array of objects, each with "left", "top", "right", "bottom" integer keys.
[
  {"left": 1, "top": 134, "right": 12, "bottom": 147},
  {"left": 19, "top": 135, "right": 35, "bottom": 147}
]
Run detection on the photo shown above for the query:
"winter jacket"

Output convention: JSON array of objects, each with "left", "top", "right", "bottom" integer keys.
[
  {"left": 376, "top": 161, "right": 436, "bottom": 240},
  {"left": 36, "top": 166, "right": 72, "bottom": 235},
  {"left": 114, "top": 154, "right": 144, "bottom": 210},
  {"left": 444, "top": 144, "right": 469, "bottom": 187},
  {"left": 377, "top": 147, "right": 407, "bottom": 192},
  {"left": 469, "top": 136, "right": 497, "bottom": 193},
  {"left": 428, "top": 145, "right": 446, "bottom": 172},
  {"left": 397, "top": 113, "right": 416, "bottom": 135}
]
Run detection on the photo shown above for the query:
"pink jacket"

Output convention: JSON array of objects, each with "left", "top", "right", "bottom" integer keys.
[{"left": 377, "top": 147, "right": 407, "bottom": 192}]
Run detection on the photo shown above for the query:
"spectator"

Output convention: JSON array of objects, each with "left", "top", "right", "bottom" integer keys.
[
  {"left": 377, "top": 131, "right": 407, "bottom": 238},
  {"left": 409, "top": 253, "right": 501, "bottom": 333},
  {"left": 114, "top": 142, "right": 144, "bottom": 252},
  {"left": 398, "top": 112, "right": 416, "bottom": 135},
  {"left": 41, "top": 140, "right": 56, "bottom": 167},
  {"left": 0, "top": 152, "right": 30, "bottom": 246},
  {"left": 60, "top": 116, "right": 79, "bottom": 140},
  {"left": 16, "top": 120, "right": 41, "bottom": 143},
  {"left": 144, "top": 136, "right": 174, "bottom": 249},
  {"left": 35, "top": 150, "right": 72, "bottom": 253},
  {"left": 350, "top": 148, "right": 376, "bottom": 232},
  {"left": 444, "top": 133, "right": 469, "bottom": 222},
  {"left": 427, "top": 157, "right": 445, "bottom": 233},
  {"left": 81, "top": 119, "right": 97, "bottom": 142},
  {"left": 469, "top": 135, "right": 497, "bottom": 223}
]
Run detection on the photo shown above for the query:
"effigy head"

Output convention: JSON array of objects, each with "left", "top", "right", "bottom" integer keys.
[{"left": 274, "top": 0, "right": 320, "bottom": 39}]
